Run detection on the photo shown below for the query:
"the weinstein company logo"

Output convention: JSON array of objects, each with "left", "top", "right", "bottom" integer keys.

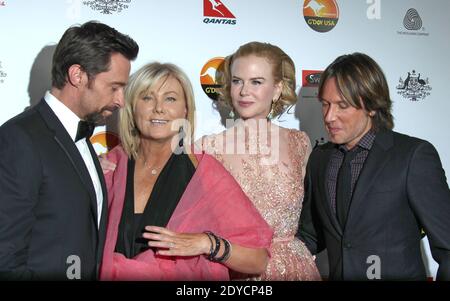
[
  {"left": 396, "top": 70, "right": 432, "bottom": 101},
  {"left": 303, "top": 0, "right": 339, "bottom": 33},
  {"left": 83, "top": 0, "right": 131, "bottom": 15},
  {"left": 200, "top": 57, "right": 225, "bottom": 100},
  {"left": 301, "top": 70, "right": 322, "bottom": 99},
  {"left": 0, "top": 61, "right": 7, "bottom": 84},
  {"left": 397, "top": 8, "right": 429, "bottom": 36},
  {"left": 203, "top": 0, "right": 236, "bottom": 25}
]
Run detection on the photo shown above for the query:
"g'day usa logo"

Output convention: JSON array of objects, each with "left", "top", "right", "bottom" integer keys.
[
  {"left": 83, "top": 0, "right": 131, "bottom": 15},
  {"left": 0, "top": 61, "right": 7, "bottom": 84},
  {"left": 90, "top": 131, "right": 120, "bottom": 155},
  {"left": 200, "top": 57, "right": 225, "bottom": 100},
  {"left": 396, "top": 70, "right": 431, "bottom": 101},
  {"left": 303, "top": 0, "right": 339, "bottom": 33},
  {"left": 203, "top": 0, "right": 236, "bottom": 25}
]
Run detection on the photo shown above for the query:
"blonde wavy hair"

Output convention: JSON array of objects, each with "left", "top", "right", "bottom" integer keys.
[
  {"left": 216, "top": 41, "right": 297, "bottom": 119},
  {"left": 119, "top": 62, "right": 196, "bottom": 159}
]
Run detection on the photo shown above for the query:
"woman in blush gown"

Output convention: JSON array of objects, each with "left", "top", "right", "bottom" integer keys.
[{"left": 198, "top": 42, "right": 321, "bottom": 280}]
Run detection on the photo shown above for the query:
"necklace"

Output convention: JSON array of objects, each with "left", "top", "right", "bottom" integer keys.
[{"left": 143, "top": 160, "right": 161, "bottom": 175}]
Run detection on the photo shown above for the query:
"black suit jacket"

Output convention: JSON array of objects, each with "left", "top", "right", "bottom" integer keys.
[
  {"left": 298, "top": 130, "right": 450, "bottom": 280},
  {"left": 0, "top": 99, "right": 107, "bottom": 280}
]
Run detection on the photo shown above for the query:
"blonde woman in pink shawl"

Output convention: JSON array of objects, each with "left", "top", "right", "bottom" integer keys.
[{"left": 99, "top": 62, "right": 273, "bottom": 280}]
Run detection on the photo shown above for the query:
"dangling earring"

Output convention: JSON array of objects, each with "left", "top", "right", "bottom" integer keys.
[
  {"left": 267, "top": 101, "right": 275, "bottom": 120},
  {"left": 229, "top": 109, "right": 235, "bottom": 119},
  {"left": 131, "top": 126, "right": 138, "bottom": 136}
]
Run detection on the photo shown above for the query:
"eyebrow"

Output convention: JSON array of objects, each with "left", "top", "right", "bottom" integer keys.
[
  {"left": 232, "top": 76, "right": 266, "bottom": 81},
  {"left": 162, "top": 90, "right": 179, "bottom": 95},
  {"left": 110, "top": 81, "right": 127, "bottom": 86},
  {"left": 319, "top": 97, "right": 345, "bottom": 103}
]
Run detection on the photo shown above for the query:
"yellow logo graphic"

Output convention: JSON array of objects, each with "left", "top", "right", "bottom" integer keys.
[
  {"left": 303, "top": 0, "right": 339, "bottom": 33},
  {"left": 200, "top": 57, "right": 225, "bottom": 101},
  {"left": 90, "top": 131, "right": 120, "bottom": 155}
]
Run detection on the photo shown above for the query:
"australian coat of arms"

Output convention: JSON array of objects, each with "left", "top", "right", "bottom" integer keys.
[
  {"left": 396, "top": 70, "right": 432, "bottom": 101},
  {"left": 83, "top": 0, "right": 131, "bottom": 14}
]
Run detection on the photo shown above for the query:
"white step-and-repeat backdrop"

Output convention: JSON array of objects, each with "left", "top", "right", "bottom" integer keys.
[{"left": 1, "top": 0, "right": 448, "bottom": 279}]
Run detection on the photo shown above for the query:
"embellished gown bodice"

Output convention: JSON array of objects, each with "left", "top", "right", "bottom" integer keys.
[{"left": 201, "top": 122, "right": 321, "bottom": 280}]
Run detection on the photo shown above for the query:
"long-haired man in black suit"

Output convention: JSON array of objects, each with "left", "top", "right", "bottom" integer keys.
[{"left": 298, "top": 53, "right": 450, "bottom": 280}]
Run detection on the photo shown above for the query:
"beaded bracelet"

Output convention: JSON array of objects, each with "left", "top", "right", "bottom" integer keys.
[
  {"left": 204, "top": 232, "right": 214, "bottom": 257},
  {"left": 204, "top": 231, "right": 221, "bottom": 260},
  {"left": 213, "top": 238, "right": 231, "bottom": 263},
  {"left": 222, "top": 238, "right": 232, "bottom": 262}
]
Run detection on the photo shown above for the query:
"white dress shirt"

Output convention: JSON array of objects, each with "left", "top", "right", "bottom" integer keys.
[{"left": 44, "top": 91, "right": 103, "bottom": 228}]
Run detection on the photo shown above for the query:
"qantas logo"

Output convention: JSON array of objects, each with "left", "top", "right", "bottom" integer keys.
[{"left": 203, "top": 0, "right": 236, "bottom": 25}]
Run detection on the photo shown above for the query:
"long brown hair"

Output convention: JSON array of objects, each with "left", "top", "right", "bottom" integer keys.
[{"left": 318, "top": 52, "right": 394, "bottom": 130}]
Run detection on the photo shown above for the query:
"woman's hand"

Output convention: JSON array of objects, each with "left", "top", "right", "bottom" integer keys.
[
  {"left": 143, "top": 226, "right": 210, "bottom": 257},
  {"left": 98, "top": 154, "right": 117, "bottom": 174}
]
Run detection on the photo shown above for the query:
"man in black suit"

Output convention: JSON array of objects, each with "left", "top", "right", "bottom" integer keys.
[
  {"left": 298, "top": 53, "right": 450, "bottom": 280},
  {"left": 0, "top": 21, "right": 138, "bottom": 280}
]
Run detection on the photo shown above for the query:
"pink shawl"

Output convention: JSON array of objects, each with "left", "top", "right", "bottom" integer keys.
[{"left": 99, "top": 146, "right": 273, "bottom": 281}]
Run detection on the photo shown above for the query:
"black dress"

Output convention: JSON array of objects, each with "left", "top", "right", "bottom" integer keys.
[{"left": 115, "top": 152, "right": 195, "bottom": 258}]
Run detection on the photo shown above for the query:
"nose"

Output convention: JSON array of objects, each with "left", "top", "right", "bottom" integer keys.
[
  {"left": 115, "top": 88, "right": 125, "bottom": 108},
  {"left": 154, "top": 99, "right": 164, "bottom": 114},
  {"left": 324, "top": 104, "right": 337, "bottom": 124},
  {"left": 240, "top": 82, "right": 249, "bottom": 96}
]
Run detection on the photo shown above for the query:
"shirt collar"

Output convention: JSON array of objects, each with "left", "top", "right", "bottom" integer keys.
[
  {"left": 338, "top": 129, "right": 377, "bottom": 153},
  {"left": 44, "top": 91, "right": 81, "bottom": 142}
]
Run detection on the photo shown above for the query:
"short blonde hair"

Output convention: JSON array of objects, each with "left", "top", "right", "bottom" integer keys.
[
  {"left": 217, "top": 41, "right": 297, "bottom": 118},
  {"left": 119, "top": 62, "right": 196, "bottom": 159}
]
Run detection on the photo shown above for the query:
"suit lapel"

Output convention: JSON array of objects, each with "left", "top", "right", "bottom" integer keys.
[
  {"left": 86, "top": 140, "right": 108, "bottom": 276},
  {"left": 317, "top": 146, "right": 344, "bottom": 236},
  {"left": 37, "top": 100, "right": 98, "bottom": 224},
  {"left": 87, "top": 140, "right": 108, "bottom": 229},
  {"left": 345, "top": 130, "right": 394, "bottom": 229}
]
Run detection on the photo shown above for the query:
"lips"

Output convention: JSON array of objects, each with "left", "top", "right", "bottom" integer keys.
[
  {"left": 237, "top": 101, "right": 254, "bottom": 108},
  {"left": 327, "top": 127, "right": 340, "bottom": 135},
  {"left": 150, "top": 119, "right": 169, "bottom": 125}
]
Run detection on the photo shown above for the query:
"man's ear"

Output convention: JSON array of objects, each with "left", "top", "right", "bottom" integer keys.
[{"left": 67, "top": 64, "right": 84, "bottom": 87}]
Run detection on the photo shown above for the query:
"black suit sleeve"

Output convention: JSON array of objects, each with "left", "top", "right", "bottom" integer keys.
[
  {"left": 0, "top": 124, "right": 41, "bottom": 280},
  {"left": 407, "top": 141, "right": 450, "bottom": 281},
  {"left": 298, "top": 157, "right": 325, "bottom": 255}
]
